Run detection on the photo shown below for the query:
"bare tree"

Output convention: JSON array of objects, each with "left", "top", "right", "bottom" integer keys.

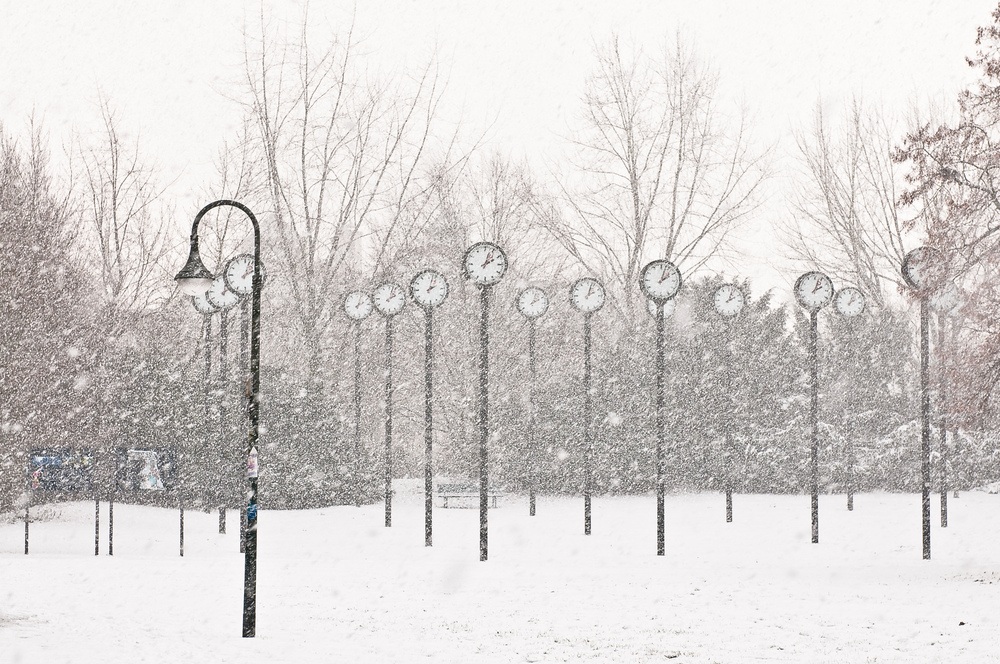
[
  {"left": 74, "top": 97, "right": 171, "bottom": 328},
  {"left": 543, "top": 34, "right": 767, "bottom": 315},
  {"left": 240, "top": 13, "right": 448, "bottom": 384},
  {"left": 784, "top": 99, "right": 916, "bottom": 307}
]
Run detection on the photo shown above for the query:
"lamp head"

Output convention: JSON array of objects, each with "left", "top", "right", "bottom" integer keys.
[{"left": 174, "top": 242, "right": 214, "bottom": 296}]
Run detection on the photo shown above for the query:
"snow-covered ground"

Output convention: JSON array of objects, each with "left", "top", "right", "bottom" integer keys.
[{"left": 2, "top": 484, "right": 999, "bottom": 663}]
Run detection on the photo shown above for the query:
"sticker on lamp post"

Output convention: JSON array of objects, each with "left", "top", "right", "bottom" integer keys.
[{"left": 247, "top": 447, "right": 259, "bottom": 479}]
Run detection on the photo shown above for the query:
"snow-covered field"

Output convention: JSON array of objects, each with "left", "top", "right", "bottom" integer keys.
[{"left": 2, "top": 484, "right": 1000, "bottom": 663}]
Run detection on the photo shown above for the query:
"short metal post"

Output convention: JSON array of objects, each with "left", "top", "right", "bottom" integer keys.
[
  {"left": 24, "top": 500, "right": 29, "bottom": 555},
  {"left": 95, "top": 498, "right": 100, "bottom": 556},
  {"left": 108, "top": 498, "right": 114, "bottom": 556},
  {"left": 180, "top": 504, "right": 185, "bottom": 557}
]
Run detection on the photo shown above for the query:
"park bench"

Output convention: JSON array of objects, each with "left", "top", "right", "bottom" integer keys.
[{"left": 435, "top": 483, "right": 502, "bottom": 509}]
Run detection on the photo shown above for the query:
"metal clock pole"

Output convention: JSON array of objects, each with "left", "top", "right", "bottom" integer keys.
[
  {"left": 832, "top": 286, "right": 866, "bottom": 511},
  {"left": 902, "top": 247, "right": 940, "bottom": 561},
  {"left": 639, "top": 260, "right": 681, "bottom": 557},
  {"left": 528, "top": 317, "right": 538, "bottom": 516},
  {"left": 478, "top": 283, "right": 490, "bottom": 560},
  {"left": 930, "top": 283, "right": 960, "bottom": 529},
  {"left": 794, "top": 271, "right": 833, "bottom": 545},
  {"left": 570, "top": 277, "right": 605, "bottom": 536},
  {"left": 517, "top": 286, "right": 548, "bottom": 517},
  {"left": 385, "top": 313, "right": 394, "bottom": 528},
  {"left": 343, "top": 291, "right": 373, "bottom": 510},
  {"left": 938, "top": 313, "right": 948, "bottom": 528},
  {"left": 424, "top": 305, "right": 434, "bottom": 545},
  {"left": 920, "top": 295, "right": 931, "bottom": 557},
  {"left": 712, "top": 284, "right": 745, "bottom": 523},
  {"left": 372, "top": 283, "right": 405, "bottom": 528},
  {"left": 240, "top": 297, "right": 249, "bottom": 551},
  {"left": 464, "top": 242, "right": 507, "bottom": 562},
  {"left": 655, "top": 302, "right": 666, "bottom": 555},
  {"left": 809, "top": 307, "right": 820, "bottom": 544},
  {"left": 411, "top": 269, "right": 448, "bottom": 547},
  {"left": 583, "top": 311, "right": 593, "bottom": 535},
  {"left": 219, "top": 306, "right": 229, "bottom": 535},
  {"left": 354, "top": 320, "right": 364, "bottom": 508}
]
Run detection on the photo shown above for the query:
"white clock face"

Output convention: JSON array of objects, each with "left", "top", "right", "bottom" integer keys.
[
  {"left": 713, "top": 284, "right": 745, "bottom": 318},
  {"left": 930, "top": 282, "right": 960, "bottom": 313},
  {"left": 902, "top": 246, "right": 943, "bottom": 291},
  {"left": 463, "top": 242, "right": 508, "bottom": 286},
  {"left": 640, "top": 260, "right": 681, "bottom": 301},
  {"left": 517, "top": 287, "right": 548, "bottom": 319},
  {"left": 192, "top": 291, "right": 218, "bottom": 316},
  {"left": 570, "top": 277, "right": 605, "bottom": 313},
  {"left": 206, "top": 275, "right": 240, "bottom": 310},
  {"left": 646, "top": 297, "right": 676, "bottom": 319},
  {"left": 834, "top": 287, "right": 866, "bottom": 317},
  {"left": 223, "top": 254, "right": 267, "bottom": 297},
  {"left": 373, "top": 283, "right": 406, "bottom": 316},
  {"left": 344, "top": 291, "right": 373, "bottom": 321},
  {"left": 794, "top": 271, "right": 834, "bottom": 310},
  {"left": 411, "top": 270, "right": 449, "bottom": 308}
]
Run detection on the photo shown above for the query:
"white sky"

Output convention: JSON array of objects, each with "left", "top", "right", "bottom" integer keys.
[{"left": 0, "top": 0, "right": 996, "bottom": 295}]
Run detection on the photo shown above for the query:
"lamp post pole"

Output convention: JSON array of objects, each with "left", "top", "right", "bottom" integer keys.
[{"left": 176, "top": 199, "right": 263, "bottom": 638}]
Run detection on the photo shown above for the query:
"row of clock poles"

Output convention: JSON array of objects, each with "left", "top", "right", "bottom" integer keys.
[
  {"left": 346, "top": 242, "right": 958, "bottom": 561},
  {"left": 339, "top": 243, "right": 857, "bottom": 559},
  {"left": 188, "top": 253, "right": 267, "bottom": 556},
  {"left": 792, "top": 248, "right": 959, "bottom": 561}
]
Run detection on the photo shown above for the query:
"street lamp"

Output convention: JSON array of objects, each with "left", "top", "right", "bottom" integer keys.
[{"left": 175, "top": 199, "right": 263, "bottom": 638}]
